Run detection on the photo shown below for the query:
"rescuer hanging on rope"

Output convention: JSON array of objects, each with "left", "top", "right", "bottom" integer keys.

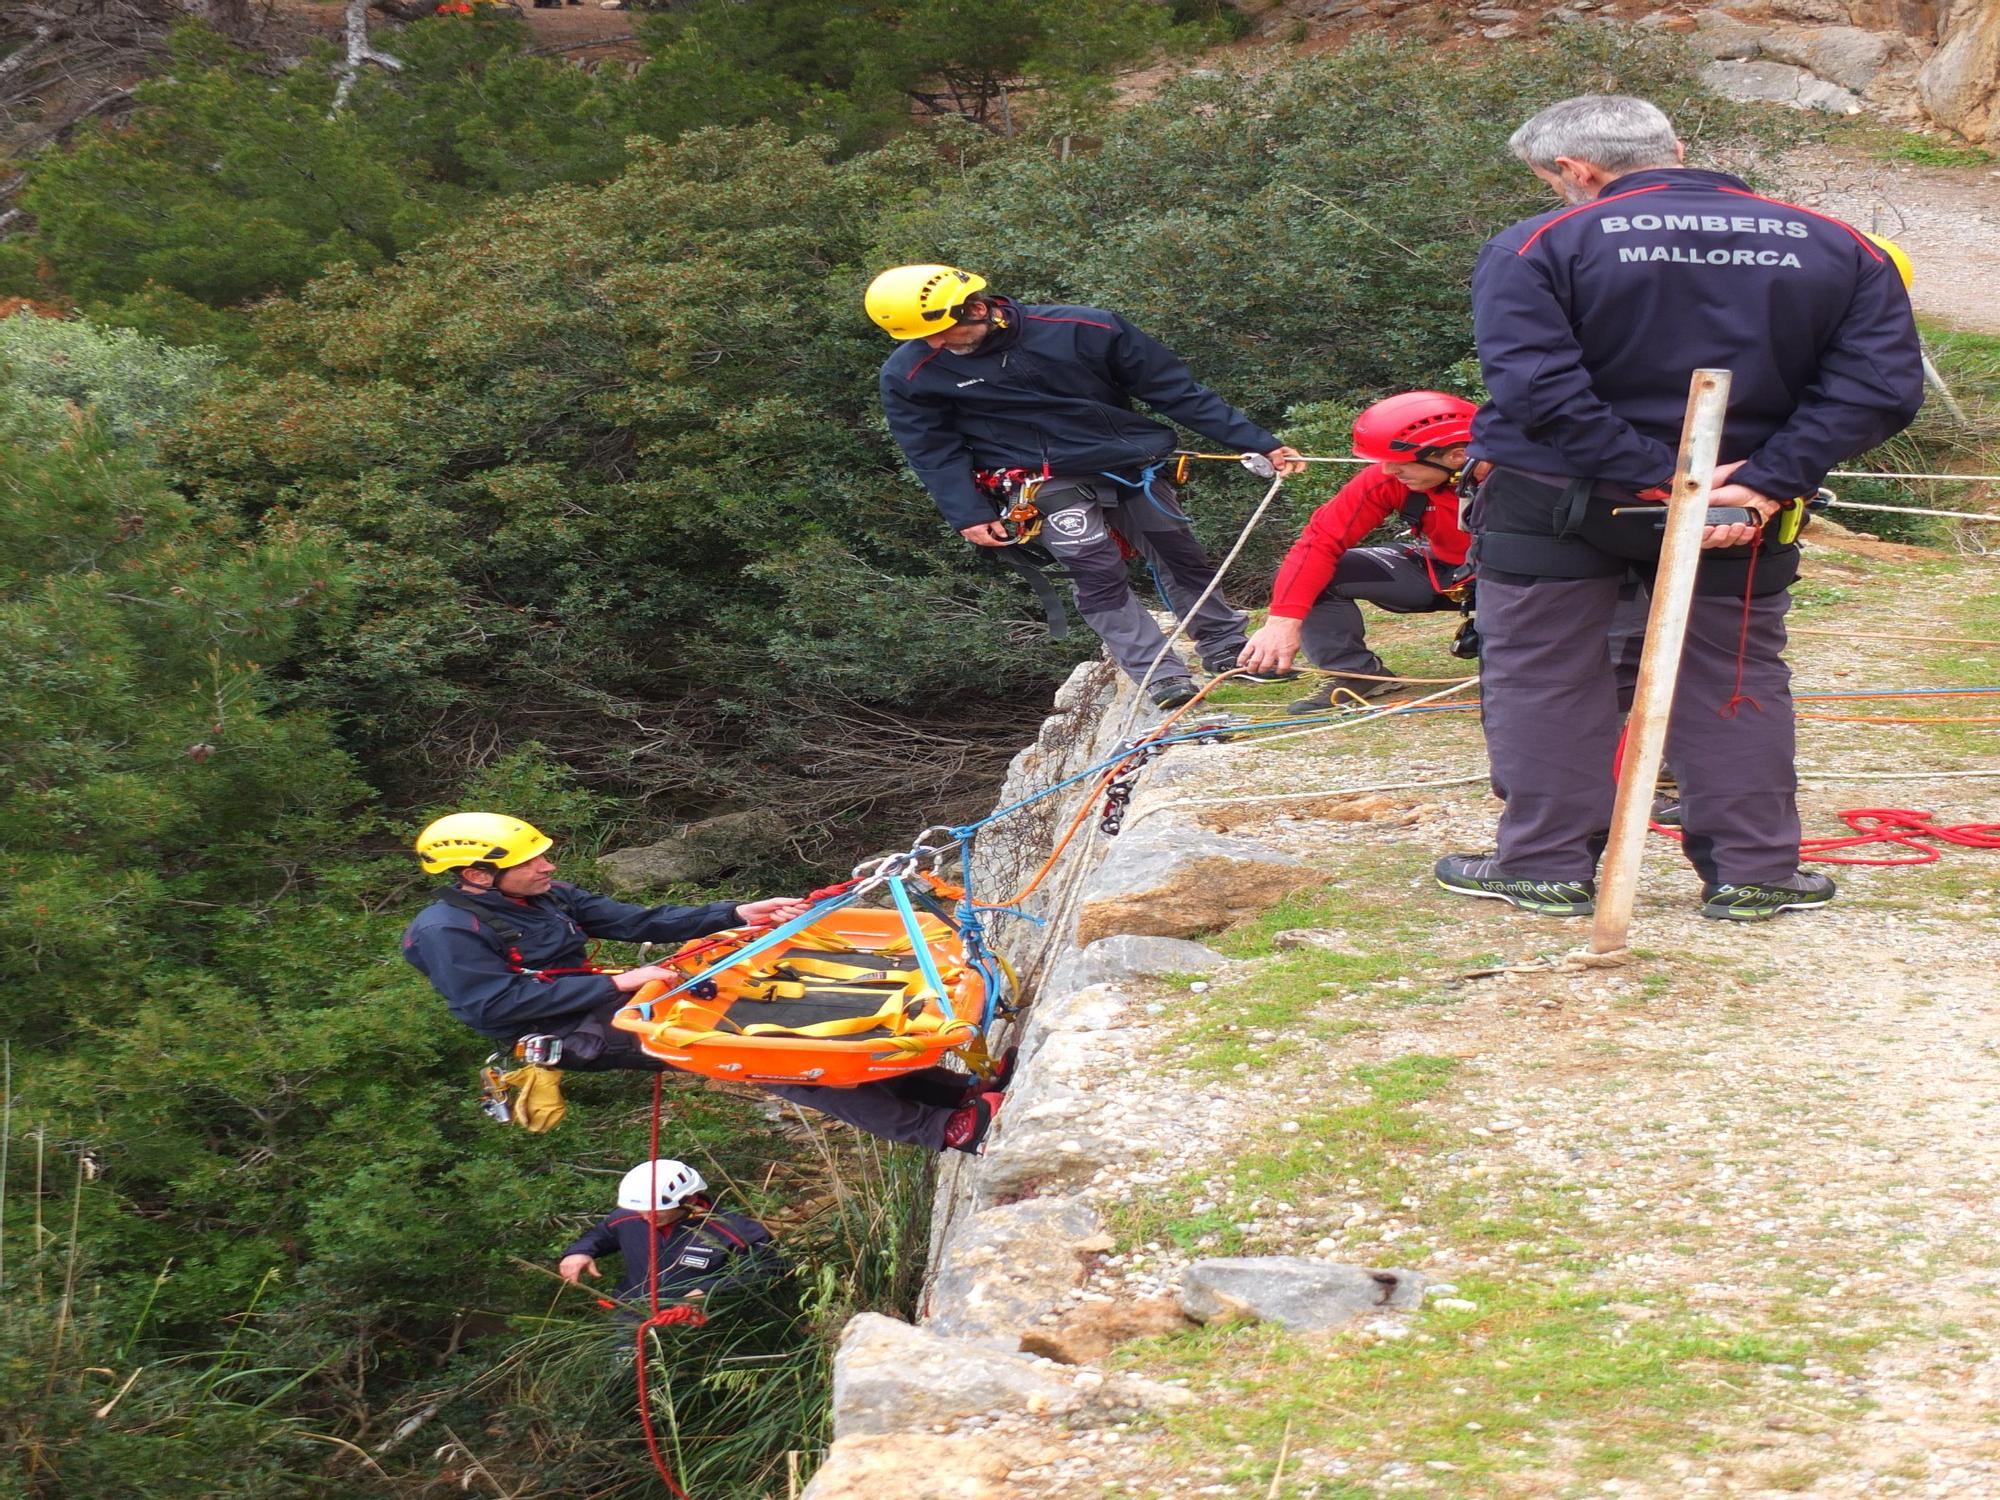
[
  {"left": 401, "top": 813, "right": 1008, "bottom": 1152},
  {"left": 867, "top": 263, "right": 1306, "bottom": 710},
  {"left": 1441, "top": 94, "right": 1923, "bottom": 922},
  {"left": 1238, "top": 391, "right": 1478, "bottom": 710},
  {"left": 559, "top": 1159, "right": 783, "bottom": 1326}
]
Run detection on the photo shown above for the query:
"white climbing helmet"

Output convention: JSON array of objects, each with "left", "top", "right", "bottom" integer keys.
[{"left": 616, "top": 1158, "right": 708, "bottom": 1213}]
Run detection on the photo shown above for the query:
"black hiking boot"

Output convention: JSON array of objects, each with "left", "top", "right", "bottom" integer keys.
[
  {"left": 1435, "top": 853, "right": 1596, "bottom": 917},
  {"left": 1148, "top": 679, "right": 1199, "bottom": 710},
  {"left": 1699, "top": 871, "right": 1836, "bottom": 922}
]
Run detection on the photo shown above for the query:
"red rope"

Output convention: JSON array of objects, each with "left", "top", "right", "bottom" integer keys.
[
  {"left": 634, "top": 1073, "right": 693, "bottom": 1500},
  {"left": 1613, "top": 727, "right": 2000, "bottom": 867},
  {"left": 1718, "top": 526, "right": 1764, "bottom": 720}
]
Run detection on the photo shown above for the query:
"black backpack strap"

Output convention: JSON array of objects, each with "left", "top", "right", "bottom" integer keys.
[
  {"left": 1397, "top": 488, "right": 1430, "bottom": 532},
  {"left": 434, "top": 887, "right": 526, "bottom": 950},
  {"left": 991, "top": 545, "right": 1072, "bottom": 640}
]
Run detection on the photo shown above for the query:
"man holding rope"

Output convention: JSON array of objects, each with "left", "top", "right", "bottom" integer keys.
[
  {"left": 1440, "top": 94, "right": 1922, "bottom": 921},
  {"left": 867, "top": 264, "right": 1305, "bottom": 709}
]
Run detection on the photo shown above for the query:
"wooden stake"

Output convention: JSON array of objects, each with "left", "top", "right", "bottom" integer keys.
[{"left": 1589, "top": 368, "right": 1734, "bottom": 955}]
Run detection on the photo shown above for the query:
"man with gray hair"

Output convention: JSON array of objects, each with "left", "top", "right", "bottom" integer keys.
[{"left": 1437, "top": 94, "right": 1922, "bottom": 922}]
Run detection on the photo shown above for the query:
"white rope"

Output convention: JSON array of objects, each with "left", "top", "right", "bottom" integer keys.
[
  {"left": 1112, "top": 470, "right": 1289, "bottom": 742},
  {"left": 1824, "top": 498, "right": 2000, "bottom": 524},
  {"left": 1122, "top": 772, "right": 1490, "bottom": 831},
  {"left": 1826, "top": 469, "right": 2000, "bottom": 483},
  {"left": 1219, "top": 676, "right": 1482, "bottom": 751}
]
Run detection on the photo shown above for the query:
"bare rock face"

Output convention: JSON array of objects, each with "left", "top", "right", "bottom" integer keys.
[
  {"left": 1073, "top": 814, "right": 1318, "bottom": 946},
  {"left": 1761, "top": 22, "right": 1898, "bottom": 87},
  {"left": 1919, "top": 0, "right": 2000, "bottom": 146},
  {"left": 801, "top": 1433, "right": 1028, "bottom": 1500},
  {"left": 1043, "top": 934, "right": 1228, "bottom": 994},
  {"left": 1701, "top": 58, "right": 1867, "bottom": 112},
  {"left": 1179, "top": 1258, "right": 1427, "bottom": 1331},
  {"left": 926, "top": 1198, "right": 1104, "bottom": 1348},
  {"left": 1018, "top": 1295, "right": 1194, "bottom": 1365},
  {"left": 829, "top": 1313, "right": 1193, "bottom": 1439}
]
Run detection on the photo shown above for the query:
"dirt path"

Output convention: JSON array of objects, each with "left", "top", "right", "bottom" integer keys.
[
  {"left": 1766, "top": 142, "right": 2000, "bottom": 338},
  {"left": 970, "top": 530, "right": 2000, "bottom": 1498}
]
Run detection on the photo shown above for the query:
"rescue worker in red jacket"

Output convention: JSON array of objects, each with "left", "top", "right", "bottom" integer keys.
[{"left": 1238, "top": 392, "right": 1476, "bottom": 710}]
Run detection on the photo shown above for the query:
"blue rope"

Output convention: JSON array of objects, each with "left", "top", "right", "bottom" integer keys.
[
  {"left": 622, "top": 884, "right": 870, "bottom": 1020},
  {"left": 887, "top": 875, "right": 953, "bottom": 1013}
]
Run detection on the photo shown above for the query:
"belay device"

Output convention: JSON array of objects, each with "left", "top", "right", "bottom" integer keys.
[{"left": 975, "top": 467, "right": 1072, "bottom": 639}]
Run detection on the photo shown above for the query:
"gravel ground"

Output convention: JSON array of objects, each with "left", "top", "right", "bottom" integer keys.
[
  {"left": 946, "top": 529, "right": 2000, "bottom": 1497},
  {"left": 1766, "top": 142, "right": 2000, "bottom": 338}
]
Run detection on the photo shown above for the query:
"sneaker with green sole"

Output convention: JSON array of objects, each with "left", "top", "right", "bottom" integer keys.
[
  {"left": 1435, "top": 853, "right": 1596, "bottom": 916},
  {"left": 1699, "top": 871, "right": 1835, "bottom": 922}
]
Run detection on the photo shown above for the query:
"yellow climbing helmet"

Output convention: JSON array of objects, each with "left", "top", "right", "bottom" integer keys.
[
  {"left": 864, "top": 264, "right": 988, "bottom": 339},
  {"left": 1863, "top": 232, "right": 1914, "bottom": 291},
  {"left": 414, "top": 812, "right": 553, "bottom": 875}
]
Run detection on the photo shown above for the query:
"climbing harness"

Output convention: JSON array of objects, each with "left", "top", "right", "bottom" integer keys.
[{"left": 973, "top": 467, "right": 1074, "bottom": 639}]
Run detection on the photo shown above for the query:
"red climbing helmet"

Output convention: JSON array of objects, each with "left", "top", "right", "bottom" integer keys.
[{"left": 1352, "top": 391, "right": 1478, "bottom": 465}]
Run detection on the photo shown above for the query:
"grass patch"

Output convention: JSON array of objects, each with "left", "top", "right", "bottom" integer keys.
[
  {"left": 1874, "top": 133, "right": 1995, "bottom": 168},
  {"left": 1110, "top": 1056, "right": 1462, "bottom": 1254},
  {"left": 1131, "top": 1276, "right": 1858, "bottom": 1497}
]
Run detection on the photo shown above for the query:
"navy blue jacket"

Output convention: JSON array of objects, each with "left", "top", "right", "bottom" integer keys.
[
  {"left": 1470, "top": 168, "right": 1922, "bottom": 500},
  {"left": 400, "top": 882, "right": 739, "bottom": 1043},
  {"left": 879, "top": 299, "right": 1280, "bottom": 530},
  {"left": 564, "top": 1208, "right": 781, "bottom": 1306}
]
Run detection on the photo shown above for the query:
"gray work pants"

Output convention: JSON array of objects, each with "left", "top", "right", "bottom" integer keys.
[
  {"left": 1035, "top": 475, "right": 1248, "bottom": 687},
  {"left": 1298, "top": 545, "right": 1456, "bottom": 676},
  {"left": 1479, "top": 575, "right": 1800, "bottom": 885}
]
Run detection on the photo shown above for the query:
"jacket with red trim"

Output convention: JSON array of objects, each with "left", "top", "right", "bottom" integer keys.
[
  {"left": 879, "top": 299, "right": 1280, "bottom": 530},
  {"left": 1469, "top": 167, "right": 1922, "bottom": 500},
  {"left": 1267, "top": 465, "right": 1469, "bottom": 619},
  {"left": 400, "top": 882, "right": 740, "bottom": 1043}
]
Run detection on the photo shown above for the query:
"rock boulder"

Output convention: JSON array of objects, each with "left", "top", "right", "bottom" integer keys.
[
  {"left": 596, "top": 809, "right": 790, "bottom": 891},
  {"left": 1018, "top": 1295, "right": 1194, "bottom": 1365},
  {"left": 801, "top": 1433, "right": 1029, "bottom": 1500},
  {"left": 1700, "top": 58, "right": 1866, "bottom": 112},
  {"left": 1919, "top": 0, "right": 2000, "bottom": 147},
  {"left": 1179, "top": 1258, "right": 1427, "bottom": 1331},
  {"left": 926, "top": 1199, "right": 1105, "bottom": 1348},
  {"left": 830, "top": 1313, "right": 1192, "bottom": 1438},
  {"left": 1073, "top": 815, "right": 1317, "bottom": 946},
  {"left": 1044, "top": 934, "right": 1228, "bottom": 994}
]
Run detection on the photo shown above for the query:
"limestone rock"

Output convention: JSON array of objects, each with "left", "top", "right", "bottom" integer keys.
[
  {"left": 1019, "top": 1295, "right": 1194, "bottom": 1365},
  {"left": 801, "top": 1433, "right": 1022, "bottom": 1500},
  {"left": 1044, "top": 934, "right": 1228, "bottom": 995},
  {"left": 927, "top": 1199, "right": 1104, "bottom": 1348},
  {"left": 1693, "top": 7, "right": 1774, "bottom": 58},
  {"left": 596, "top": 809, "right": 789, "bottom": 891},
  {"left": 974, "top": 1030, "right": 1135, "bottom": 1203},
  {"left": 830, "top": 1313, "right": 1193, "bottom": 1439},
  {"left": 1760, "top": 23, "right": 1897, "bottom": 87},
  {"left": 1701, "top": 58, "right": 1866, "bottom": 112},
  {"left": 1179, "top": 1258, "right": 1427, "bottom": 1331},
  {"left": 1073, "top": 815, "right": 1318, "bottom": 946},
  {"left": 1919, "top": 0, "right": 2000, "bottom": 147}
]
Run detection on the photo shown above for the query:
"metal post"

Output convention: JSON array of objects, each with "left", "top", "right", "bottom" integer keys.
[{"left": 1589, "top": 368, "right": 1733, "bottom": 955}]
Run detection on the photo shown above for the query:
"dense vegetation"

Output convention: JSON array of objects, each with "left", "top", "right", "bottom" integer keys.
[{"left": 3, "top": 11, "right": 1991, "bottom": 1495}]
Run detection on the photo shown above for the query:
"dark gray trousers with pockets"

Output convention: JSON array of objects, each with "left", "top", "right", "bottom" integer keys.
[{"left": 1034, "top": 474, "right": 1248, "bottom": 687}]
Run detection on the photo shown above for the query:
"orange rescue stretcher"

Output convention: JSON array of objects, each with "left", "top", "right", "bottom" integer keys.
[{"left": 610, "top": 903, "right": 994, "bottom": 1088}]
